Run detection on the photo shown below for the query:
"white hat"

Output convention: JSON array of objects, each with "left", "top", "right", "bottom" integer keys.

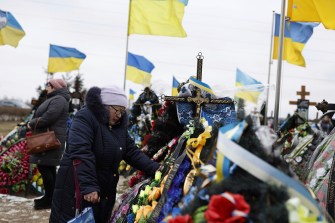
[{"left": 100, "top": 85, "right": 127, "bottom": 107}]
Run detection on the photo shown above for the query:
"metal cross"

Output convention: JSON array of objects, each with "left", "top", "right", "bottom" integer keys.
[
  {"left": 162, "top": 88, "right": 234, "bottom": 118},
  {"left": 161, "top": 52, "right": 234, "bottom": 118},
  {"left": 196, "top": 52, "right": 203, "bottom": 81}
]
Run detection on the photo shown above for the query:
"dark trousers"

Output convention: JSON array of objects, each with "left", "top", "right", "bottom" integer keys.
[{"left": 37, "top": 165, "right": 56, "bottom": 200}]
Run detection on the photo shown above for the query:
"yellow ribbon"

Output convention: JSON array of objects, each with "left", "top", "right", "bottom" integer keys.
[{"left": 186, "top": 126, "right": 212, "bottom": 170}]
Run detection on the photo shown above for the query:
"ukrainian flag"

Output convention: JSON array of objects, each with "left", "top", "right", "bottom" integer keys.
[
  {"left": 273, "top": 13, "right": 318, "bottom": 67},
  {"left": 0, "top": 10, "right": 25, "bottom": 48},
  {"left": 172, "top": 76, "right": 179, "bottom": 96},
  {"left": 129, "top": 89, "right": 136, "bottom": 101},
  {"left": 188, "top": 76, "right": 215, "bottom": 95},
  {"left": 129, "top": 0, "right": 187, "bottom": 37},
  {"left": 235, "top": 68, "right": 262, "bottom": 104},
  {"left": 287, "top": 0, "right": 335, "bottom": 30},
  {"left": 47, "top": 44, "right": 86, "bottom": 73},
  {"left": 126, "top": 52, "right": 155, "bottom": 87}
]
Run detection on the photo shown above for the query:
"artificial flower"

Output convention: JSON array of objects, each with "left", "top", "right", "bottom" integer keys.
[
  {"left": 0, "top": 187, "right": 9, "bottom": 194},
  {"left": 0, "top": 140, "right": 30, "bottom": 193},
  {"left": 127, "top": 213, "right": 135, "bottom": 223},
  {"left": 148, "top": 186, "right": 161, "bottom": 202},
  {"left": 168, "top": 214, "right": 193, "bottom": 223},
  {"left": 128, "top": 171, "right": 145, "bottom": 187},
  {"left": 193, "top": 206, "right": 207, "bottom": 223},
  {"left": 286, "top": 197, "right": 326, "bottom": 223},
  {"left": 157, "top": 158, "right": 191, "bottom": 222},
  {"left": 204, "top": 192, "right": 250, "bottom": 223}
]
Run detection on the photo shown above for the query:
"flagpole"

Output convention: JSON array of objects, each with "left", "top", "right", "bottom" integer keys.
[
  {"left": 273, "top": 0, "right": 287, "bottom": 130},
  {"left": 264, "top": 11, "right": 275, "bottom": 126},
  {"left": 123, "top": 0, "right": 131, "bottom": 91}
]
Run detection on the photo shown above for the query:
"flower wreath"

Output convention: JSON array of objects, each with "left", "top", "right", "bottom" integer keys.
[{"left": 0, "top": 140, "right": 30, "bottom": 194}]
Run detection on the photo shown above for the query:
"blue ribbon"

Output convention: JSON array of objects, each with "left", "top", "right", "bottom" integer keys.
[{"left": 217, "top": 131, "right": 323, "bottom": 218}]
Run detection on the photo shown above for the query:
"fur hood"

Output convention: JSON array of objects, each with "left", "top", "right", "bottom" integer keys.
[{"left": 84, "top": 86, "right": 128, "bottom": 127}]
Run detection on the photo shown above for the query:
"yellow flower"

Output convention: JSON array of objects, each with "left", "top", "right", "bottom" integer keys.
[{"left": 37, "top": 178, "right": 43, "bottom": 186}]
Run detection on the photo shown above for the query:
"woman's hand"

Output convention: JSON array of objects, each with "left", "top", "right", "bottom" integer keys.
[{"left": 83, "top": 191, "right": 100, "bottom": 203}]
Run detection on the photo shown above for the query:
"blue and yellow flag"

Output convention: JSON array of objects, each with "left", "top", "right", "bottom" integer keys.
[
  {"left": 129, "top": 89, "right": 136, "bottom": 101},
  {"left": 126, "top": 52, "right": 154, "bottom": 86},
  {"left": 47, "top": 44, "right": 86, "bottom": 73},
  {"left": 188, "top": 76, "right": 215, "bottom": 95},
  {"left": 273, "top": 13, "right": 318, "bottom": 67},
  {"left": 172, "top": 76, "right": 180, "bottom": 96},
  {"left": 0, "top": 10, "right": 25, "bottom": 48},
  {"left": 235, "top": 68, "right": 262, "bottom": 104},
  {"left": 287, "top": 0, "right": 335, "bottom": 30},
  {"left": 129, "top": 0, "right": 187, "bottom": 37}
]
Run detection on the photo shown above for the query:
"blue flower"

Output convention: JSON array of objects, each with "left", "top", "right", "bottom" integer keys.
[{"left": 127, "top": 213, "right": 135, "bottom": 223}]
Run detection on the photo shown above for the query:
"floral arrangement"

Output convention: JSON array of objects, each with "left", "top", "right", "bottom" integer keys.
[
  {"left": 285, "top": 197, "right": 327, "bottom": 223},
  {"left": 30, "top": 165, "right": 44, "bottom": 193},
  {"left": 157, "top": 158, "right": 192, "bottom": 222},
  {"left": 281, "top": 122, "right": 310, "bottom": 154},
  {"left": 0, "top": 140, "right": 29, "bottom": 194},
  {"left": 110, "top": 178, "right": 152, "bottom": 223},
  {"left": 112, "top": 170, "right": 162, "bottom": 223},
  {"left": 166, "top": 192, "right": 250, "bottom": 223},
  {"left": 128, "top": 137, "right": 179, "bottom": 188},
  {"left": 156, "top": 123, "right": 214, "bottom": 222},
  {"left": 111, "top": 122, "right": 197, "bottom": 223}
]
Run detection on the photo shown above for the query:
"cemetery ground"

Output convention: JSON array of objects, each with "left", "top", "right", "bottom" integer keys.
[
  {"left": 0, "top": 120, "right": 129, "bottom": 222},
  {"left": 0, "top": 175, "right": 129, "bottom": 223},
  {"left": 0, "top": 121, "right": 17, "bottom": 139}
]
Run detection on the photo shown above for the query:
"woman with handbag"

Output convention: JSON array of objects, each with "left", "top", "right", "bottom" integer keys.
[
  {"left": 27, "top": 78, "right": 70, "bottom": 210},
  {"left": 49, "top": 85, "right": 160, "bottom": 223}
]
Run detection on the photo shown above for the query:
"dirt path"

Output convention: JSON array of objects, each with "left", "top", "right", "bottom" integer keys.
[{"left": 0, "top": 176, "right": 129, "bottom": 223}]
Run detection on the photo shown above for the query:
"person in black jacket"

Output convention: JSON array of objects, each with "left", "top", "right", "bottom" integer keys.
[
  {"left": 27, "top": 78, "right": 70, "bottom": 210},
  {"left": 49, "top": 85, "right": 160, "bottom": 223}
]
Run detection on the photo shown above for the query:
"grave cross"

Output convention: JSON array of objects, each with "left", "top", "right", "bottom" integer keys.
[
  {"left": 196, "top": 52, "right": 203, "bottom": 81},
  {"left": 161, "top": 52, "right": 234, "bottom": 118},
  {"left": 289, "top": 85, "right": 317, "bottom": 106}
]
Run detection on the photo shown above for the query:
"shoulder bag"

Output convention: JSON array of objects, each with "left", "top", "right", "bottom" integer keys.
[{"left": 26, "top": 118, "right": 61, "bottom": 154}]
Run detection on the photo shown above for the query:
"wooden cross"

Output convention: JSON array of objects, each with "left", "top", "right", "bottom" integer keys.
[
  {"left": 161, "top": 52, "right": 234, "bottom": 118},
  {"left": 289, "top": 85, "right": 317, "bottom": 106}
]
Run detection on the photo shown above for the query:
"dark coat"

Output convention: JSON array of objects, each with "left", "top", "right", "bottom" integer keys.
[
  {"left": 50, "top": 87, "right": 159, "bottom": 223},
  {"left": 29, "top": 88, "right": 70, "bottom": 166}
]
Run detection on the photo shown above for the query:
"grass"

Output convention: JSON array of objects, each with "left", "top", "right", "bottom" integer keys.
[{"left": 0, "top": 121, "right": 18, "bottom": 138}]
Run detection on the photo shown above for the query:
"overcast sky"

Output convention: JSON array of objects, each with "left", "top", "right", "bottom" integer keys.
[{"left": 1, "top": 0, "right": 335, "bottom": 119}]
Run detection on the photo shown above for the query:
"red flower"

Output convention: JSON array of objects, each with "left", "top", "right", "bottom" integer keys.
[
  {"left": 142, "top": 134, "right": 152, "bottom": 146},
  {"left": 128, "top": 171, "right": 144, "bottom": 187},
  {"left": 168, "top": 215, "right": 193, "bottom": 223},
  {"left": 158, "top": 101, "right": 170, "bottom": 117},
  {"left": 204, "top": 193, "right": 250, "bottom": 223},
  {"left": 0, "top": 187, "right": 9, "bottom": 194}
]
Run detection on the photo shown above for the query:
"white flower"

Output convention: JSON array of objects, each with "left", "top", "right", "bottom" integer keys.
[
  {"left": 308, "top": 178, "right": 317, "bottom": 189},
  {"left": 316, "top": 168, "right": 326, "bottom": 178}
]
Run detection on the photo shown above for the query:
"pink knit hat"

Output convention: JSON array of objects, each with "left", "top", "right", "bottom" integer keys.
[{"left": 49, "top": 79, "right": 67, "bottom": 90}]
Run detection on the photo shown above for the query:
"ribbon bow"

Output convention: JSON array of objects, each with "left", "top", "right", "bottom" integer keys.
[{"left": 186, "top": 126, "right": 212, "bottom": 169}]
